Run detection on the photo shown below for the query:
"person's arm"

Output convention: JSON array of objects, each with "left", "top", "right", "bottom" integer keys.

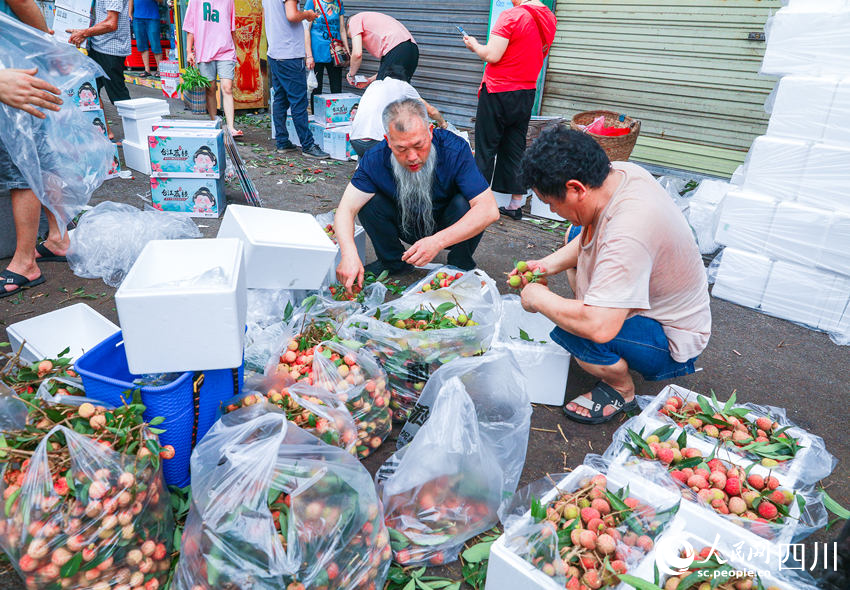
[
  {"left": 304, "top": 22, "right": 314, "bottom": 69},
  {"left": 530, "top": 234, "right": 581, "bottom": 276},
  {"left": 284, "top": 0, "right": 317, "bottom": 23},
  {"left": 463, "top": 33, "right": 509, "bottom": 64},
  {"left": 340, "top": 13, "right": 349, "bottom": 53},
  {"left": 421, "top": 99, "right": 446, "bottom": 129},
  {"left": 128, "top": 0, "right": 133, "bottom": 21},
  {"left": 6, "top": 0, "right": 49, "bottom": 31},
  {"left": 346, "top": 33, "right": 362, "bottom": 81},
  {"left": 402, "top": 189, "right": 500, "bottom": 267},
  {"left": 186, "top": 32, "right": 196, "bottom": 66},
  {"left": 522, "top": 285, "right": 631, "bottom": 343},
  {"left": 67, "top": 10, "right": 119, "bottom": 47},
  {"left": 0, "top": 68, "right": 62, "bottom": 118},
  {"left": 334, "top": 182, "right": 375, "bottom": 290}
]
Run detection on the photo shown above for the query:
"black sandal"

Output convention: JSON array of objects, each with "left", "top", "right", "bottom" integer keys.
[
  {"left": 499, "top": 206, "right": 523, "bottom": 220},
  {"left": 0, "top": 269, "right": 45, "bottom": 298},
  {"left": 562, "top": 381, "right": 638, "bottom": 425},
  {"left": 36, "top": 242, "right": 67, "bottom": 262}
]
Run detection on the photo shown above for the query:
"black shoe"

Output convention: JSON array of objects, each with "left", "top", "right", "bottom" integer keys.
[
  {"left": 302, "top": 144, "right": 329, "bottom": 159},
  {"left": 499, "top": 206, "right": 523, "bottom": 220},
  {"left": 275, "top": 142, "right": 298, "bottom": 153},
  {"left": 365, "top": 259, "right": 415, "bottom": 276}
]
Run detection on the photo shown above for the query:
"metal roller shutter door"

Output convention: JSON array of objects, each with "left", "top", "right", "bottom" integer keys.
[
  {"left": 542, "top": 0, "right": 782, "bottom": 177},
  {"left": 341, "top": 0, "right": 490, "bottom": 128}
]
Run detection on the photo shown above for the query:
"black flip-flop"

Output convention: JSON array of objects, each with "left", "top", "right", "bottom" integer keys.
[
  {"left": 499, "top": 206, "right": 523, "bottom": 220},
  {"left": 138, "top": 71, "right": 151, "bottom": 78},
  {"left": 0, "top": 269, "right": 45, "bottom": 298},
  {"left": 562, "top": 381, "right": 638, "bottom": 425},
  {"left": 35, "top": 242, "right": 67, "bottom": 262}
]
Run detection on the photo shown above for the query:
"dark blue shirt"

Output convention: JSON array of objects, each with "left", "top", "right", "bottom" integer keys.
[{"left": 351, "top": 129, "right": 490, "bottom": 209}]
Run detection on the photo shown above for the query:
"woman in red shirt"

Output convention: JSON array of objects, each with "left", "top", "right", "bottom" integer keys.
[{"left": 464, "top": 0, "right": 556, "bottom": 220}]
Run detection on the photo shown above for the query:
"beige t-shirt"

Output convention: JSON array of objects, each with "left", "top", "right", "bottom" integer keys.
[{"left": 574, "top": 162, "right": 711, "bottom": 362}]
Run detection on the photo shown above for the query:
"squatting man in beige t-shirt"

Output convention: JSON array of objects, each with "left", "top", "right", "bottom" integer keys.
[{"left": 515, "top": 127, "right": 712, "bottom": 425}]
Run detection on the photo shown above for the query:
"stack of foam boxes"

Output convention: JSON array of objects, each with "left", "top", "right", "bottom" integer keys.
[
  {"left": 68, "top": 75, "right": 121, "bottom": 179},
  {"left": 147, "top": 119, "right": 227, "bottom": 217},
  {"left": 116, "top": 98, "right": 171, "bottom": 175},
  {"left": 52, "top": 0, "right": 90, "bottom": 44},
  {"left": 712, "top": 0, "right": 850, "bottom": 342},
  {"left": 269, "top": 89, "right": 358, "bottom": 160}
]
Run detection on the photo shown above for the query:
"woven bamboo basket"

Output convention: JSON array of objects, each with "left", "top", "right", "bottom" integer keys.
[
  {"left": 570, "top": 110, "right": 641, "bottom": 161},
  {"left": 182, "top": 88, "right": 208, "bottom": 115},
  {"left": 526, "top": 116, "right": 565, "bottom": 147}
]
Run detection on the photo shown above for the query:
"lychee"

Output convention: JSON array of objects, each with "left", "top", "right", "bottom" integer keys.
[
  {"left": 758, "top": 501, "right": 778, "bottom": 520},
  {"left": 656, "top": 447, "right": 675, "bottom": 465},
  {"left": 580, "top": 507, "right": 601, "bottom": 523},
  {"left": 591, "top": 498, "right": 611, "bottom": 515},
  {"left": 725, "top": 477, "right": 741, "bottom": 497},
  {"left": 747, "top": 474, "right": 765, "bottom": 490},
  {"left": 597, "top": 533, "right": 616, "bottom": 555},
  {"left": 579, "top": 530, "right": 598, "bottom": 550},
  {"left": 729, "top": 497, "right": 747, "bottom": 514},
  {"left": 756, "top": 417, "right": 773, "bottom": 431}
]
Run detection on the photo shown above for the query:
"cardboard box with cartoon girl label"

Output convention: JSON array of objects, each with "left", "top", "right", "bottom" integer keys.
[
  {"left": 106, "top": 144, "right": 121, "bottom": 179},
  {"left": 150, "top": 177, "right": 225, "bottom": 218},
  {"left": 147, "top": 129, "right": 225, "bottom": 178},
  {"left": 313, "top": 93, "right": 360, "bottom": 125},
  {"left": 83, "top": 109, "right": 109, "bottom": 138},
  {"left": 68, "top": 77, "right": 101, "bottom": 112}
]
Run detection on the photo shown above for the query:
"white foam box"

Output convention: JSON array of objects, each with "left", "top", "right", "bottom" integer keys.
[
  {"left": 767, "top": 76, "right": 838, "bottom": 142},
  {"left": 485, "top": 464, "right": 679, "bottom": 590},
  {"left": 761, "top": 9, "right": 850, "bottom": 76},
  {"left": 742, "top": 136, "right": 809, "bottom": 201},
  {"left": 823, "top": 78, "right": 850, "bottom": 146},
  {"left": 711, "top": 248, "right": 773, "bottom": 309},
  {"left": 529, "top": 193, "right": 565, "bottom": 221},
  {"left": 55, "top": 0, "right": 91, "bottom": 15},
  {"left": 52, "top": 7, "right": 90, "bottom": 45},
  {"left": 313, "top": 92, "right": 360, "bottom": 125},
  {"left": 761, "top": 260, "right": 840, "bottom": 329},
  {"left": 714, "top": 190, "right": 777, "bottom": 252},
  {"left": 817, "top": 274, "right": 850, "bottom": 333},
  {"left": 323, "top": 125, "right": 353, "bottom": 161},
  {"left": 764, "top": 201, "right": 830, "bottom": 265},
  {"left": 217, "top": 205, "right": 337, "bottom": 290},
  {"left": 114, "top": 238, "right": 247, "bottom": 374},
  {"left": 819, "top": 210, "right": 850, "bottom": 275},
  {"left": 115, "top": 99, "right": 171, "bottom": 144},
  {"left": 6, "top": 303, "right": 119, "bottom": 365},
  {"left": 797, "top": 142, "right": 850, "bottom": 211},
  {"left": 492, "top": 298, "right": 569, "bottom": 406},
  {"left": 121, "top": 139, "right": 151, "bottom": 174}
]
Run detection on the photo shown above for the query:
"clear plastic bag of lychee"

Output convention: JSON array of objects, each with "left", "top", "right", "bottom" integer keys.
[
  {"left": 637, "top": 385, "right": 836, "bottom": 487},
  {"left": 375, "top": 377, "right": 505, "bottom": 566},
  {"left": 310, "top": 340, "right": 392, "bottom": 458},
  {"left": 172, "top": 404, "right": 391, "bottom": 590},
  {"left": 403, "top": 266, "right": 500, "bottom": 307},
  {"left": 220, "top": 374, "right": 358, "bottom": 454},
  {"left": 396, "top": 349, "right": 531, "bottom": 492},
  {"left": 342, "top": 287, "right": 499, "bottom": 421},
  {"left": 603, "top": 414, "right": 828, "bottom": 544},
  {"left": 0, "top": 425, "right": 174, "bottom": 590},
  {"left": 497, "top": 454, "right": 681, "bottom": 589}
]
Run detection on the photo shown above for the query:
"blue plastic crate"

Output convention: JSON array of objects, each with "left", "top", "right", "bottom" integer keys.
[{"left": 75, "top": 331, "right": 242, "bottom": 487}]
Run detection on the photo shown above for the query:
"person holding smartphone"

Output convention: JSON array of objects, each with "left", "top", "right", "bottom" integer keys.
[
  {"left": 463, "top": 0, "right": 556, "bottom": 220},
  {"left": 346, "top": 11, "right": 417, "bottom": 86},
  {"left": 304, "top": 0, "right": 349, "bottom": 110}
]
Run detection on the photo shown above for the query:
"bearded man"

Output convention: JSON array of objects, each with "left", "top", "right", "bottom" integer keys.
[{"left": 334, "top": 98, "right": 499, "bottom": 290}]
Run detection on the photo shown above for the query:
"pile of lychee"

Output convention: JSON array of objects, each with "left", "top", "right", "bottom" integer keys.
[
  {"left": 381, "top": 305, "right": 478, "bottom": 331},
  {"left": 323, "top": 223, "right": 337, "bottom": 242},
  {"left": 521, "top": 474, "right": 663, "bottom": 590},
  {"left": 506, "top": 260, "right": 547, "bottom": 289},
  {"left": 419, "top": 271, "right": 463, "bottom": 292},
  {"left": 657, "top": 394, "right": 799, "bottom": 468},
  {"left": 633, "top": 430, "right": 794, "bottom": 525},
  {"left": 662, "top": 546, "right": 783, "bottom": 590}
]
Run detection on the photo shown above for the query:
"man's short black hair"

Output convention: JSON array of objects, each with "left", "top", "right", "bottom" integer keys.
[{"left": 521, "top": 127, "right": 611, "bottom": 200}]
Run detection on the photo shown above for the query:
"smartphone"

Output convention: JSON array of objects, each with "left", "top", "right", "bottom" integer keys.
[
  {"left": 456, "top": 25, "right": 467, "bottom": 36},
  {"left": 354, "top": 75, "right": 368, "bottom": 84}
]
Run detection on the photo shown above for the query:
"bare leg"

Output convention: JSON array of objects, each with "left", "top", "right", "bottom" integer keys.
[
  {"left": 153, "top": 52, "right": 162, "bottom": 73},
  {"left": 565, "top": 357, "right": 636, "bottom": 418},
  {"left": 5, "top": 189, "right": 41, "bottom": 292},
  {"left": 142, "top": 50, "right": 152, "bottom": 74},
  {"left": 505, "top": 193, "right": 526, "bottom": 211},
  {"left": 220, "top": 78, "right": 238, "bottom": 134},
  {"left": 205, "top": 82, "right": 218, "bottom": 121},
  {"left": 36, "top": 207, "right": 70, "bottom": 258}
]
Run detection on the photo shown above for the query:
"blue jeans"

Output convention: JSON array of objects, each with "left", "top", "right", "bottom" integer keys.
[
  {"left": 132, "top": 18, "right": 161, "bottom": 54},
  {"left": 268, "top": 57, "right": 315, "bottom": 150},
  {"left": 558, "top": 223, "right": 697, "bottom": 381}
]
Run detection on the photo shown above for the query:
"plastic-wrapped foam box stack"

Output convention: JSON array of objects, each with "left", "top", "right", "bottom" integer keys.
[{"left": 711, "top": 1, "right": 850, "bottom": 344}]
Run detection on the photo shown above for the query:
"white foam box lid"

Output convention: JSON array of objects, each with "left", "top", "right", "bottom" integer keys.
[
  {"left": 711, "top": 248, "right": 772, "bottom": 310},
  {"left": 491, "top": 298, "right": 569, "bottom": 406},
  {"left": 6, "top": 303, "right": 119, "bottom": 365},
  {"left": 798, "top": 142, "right": 850, "bottom": 212},
  {"left": 764, "top": 201, "right": 830, "bottom": 266},
  {"left": 714, "top": 190, "right": 777, "bottom": 253},
  {"left": 742, "top": 135, "right": 809, "bottom": 201},
  {"left": 114, "top": 238, "right": 247, "bottom": 373},
  {"left": 530, "top": 193, "right": 565, "bottom": 221},
  {"left": 485, "top": 464, "right": 679, "bottom": 590},
  {"left": 121, "top": 139, "right": 151, "bottom": 175},
  {"left": 216, "top": 205, "right": 337, "bottom": 290},
  {"left": 55, "top": 0, "right": 91, "bottom": 16},
  {"left": 819, "top": 210, "right": 850, "bottom": 276},
  {"left": 639, "top": 384, "right": 829, "bottom": 488},
  {"left": 762, "top": 259, "right": 841, "bottom": 329},
  {"left": 152, "top": 117, "right": 222, "bottom": 130},
  {"left": 767, "top": 75, "right": 838, "bottom": 142},
  {"left": 115, "top": 97, "right": 170, "bottom": 119}
]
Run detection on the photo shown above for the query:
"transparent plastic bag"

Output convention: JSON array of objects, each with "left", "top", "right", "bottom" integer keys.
[
  {"left": 685, "top": 179, "right": 729, "bottom": 255},
  {"left": 0, "top": 424, "right": 174, "bottom": 590},
  {"left": 396, "top": 350, "right": 531, "bottom": 492},
  {"left": 172, "top": 404, "right": 391, "bottom": 590},
  {"left": 0, "top": 382, "right": 28, "bottom": 431},
  {"left": 604, "top": 414, "right": 828, "bottom": 545},
  {"left": 342, "top": 283, "right": 499, "bottom": 421},
  {"left": 0, "top": 15, "right": 114, "bottom": 232},
  {"left": 403, "top": 266, "right": 500, "bottom": 309},
  {"left": 376, "top": 377, "right": 505, "bottom": 566},
  {"left": 34, "top": 375, "right": 85, "bottom": 404},
  {"left": 244, "top": 288, "right": 297, "bottom": 372},
  {"left": 67, "top": 202, "right": 201, "bottom": 287},
  {"left": 496, "top": 454, "right": 681, "bottom": 588},
  {"left": 635, "top": 385, "right": 837, "bottom": 486},
  {"left": 307, "top": 69, "right": 318, "bottom": 92}
]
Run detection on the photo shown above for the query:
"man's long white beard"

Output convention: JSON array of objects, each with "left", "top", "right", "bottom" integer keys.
[{"left": 391, "top": 147, "right": 437, "bottom": 237}]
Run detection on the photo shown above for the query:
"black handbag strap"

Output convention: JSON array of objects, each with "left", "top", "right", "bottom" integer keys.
[{"left": 316, "top": 0, "right": 340, "bottom": 43}]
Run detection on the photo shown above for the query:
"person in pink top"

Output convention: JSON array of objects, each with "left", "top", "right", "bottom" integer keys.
[
  {"left": 183, "top": 0, "right": 242, "bottom": 136},
  {"left": 346, "top": 11, "right": 417, "bottom": 87}
]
